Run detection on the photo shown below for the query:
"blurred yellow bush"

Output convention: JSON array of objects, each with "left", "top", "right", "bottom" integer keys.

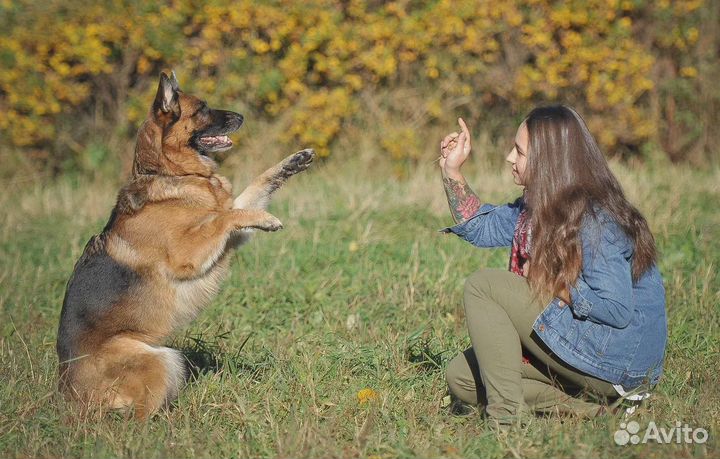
[{"left": 0, "top": 0, "right": 711, "bottom": 167}]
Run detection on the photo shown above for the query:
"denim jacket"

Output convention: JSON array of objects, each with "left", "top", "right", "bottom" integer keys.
[{"left": 442, "top": 197, "right": 668, "bottom": 389}]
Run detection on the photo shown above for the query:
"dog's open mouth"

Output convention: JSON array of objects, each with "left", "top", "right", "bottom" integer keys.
[
  {"left": 191, "top": 110, "right": 243, "bottom": 156},
  {"left": 198, "top": 134, "right": 232, "bottom": 152}
]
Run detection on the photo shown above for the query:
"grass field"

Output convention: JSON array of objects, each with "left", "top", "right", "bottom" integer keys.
[{"left": 0, "top": 149, "right": 718, "bottom": 458}]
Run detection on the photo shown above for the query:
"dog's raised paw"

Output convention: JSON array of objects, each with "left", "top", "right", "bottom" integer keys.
[
  {"left": 282, "top": 148, "right": 315, "bottom": 176},
  {"left": 255, "top": 215, "right": 283, "bottom": 232}
]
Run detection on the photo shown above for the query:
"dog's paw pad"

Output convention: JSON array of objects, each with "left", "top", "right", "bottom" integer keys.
[{"left": 283, "top": 149, "right": 315, "bottom": 175}]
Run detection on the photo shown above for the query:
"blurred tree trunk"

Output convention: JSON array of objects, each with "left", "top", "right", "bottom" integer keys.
[{"left": 693, "top": 0, "right": 720, "bottom": 165}]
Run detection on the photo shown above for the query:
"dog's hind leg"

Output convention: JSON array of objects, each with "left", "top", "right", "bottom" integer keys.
[
  {"left": 81, "top": 336, "right": 186, "bottom": 419},
  {"left": 233, "top": 148, "right": 315, "bottom": 211}
]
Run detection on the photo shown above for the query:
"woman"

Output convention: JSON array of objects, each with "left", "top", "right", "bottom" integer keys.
[{"left": 440, "top": 106, "right": 667, "bottom": 425}]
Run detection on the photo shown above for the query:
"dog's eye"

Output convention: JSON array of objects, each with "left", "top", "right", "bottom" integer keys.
[{"left": 190, "top": 102, "right": 210, "bottom": 119}]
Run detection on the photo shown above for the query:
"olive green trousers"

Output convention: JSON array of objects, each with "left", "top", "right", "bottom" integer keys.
[{"left": 446, "top": 268, "right": 619, "bottom": 421}]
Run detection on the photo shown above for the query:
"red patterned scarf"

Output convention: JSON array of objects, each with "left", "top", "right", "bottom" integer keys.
[
  {"left": 509, "top": 209, "right": 532, "bottom": 277},
  {"left": 511, "top": 208, "right": 533, "bottom": 365}
]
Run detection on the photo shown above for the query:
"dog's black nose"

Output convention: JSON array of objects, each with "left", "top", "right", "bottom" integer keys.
[{"left": 225, "top": 111, "right": 243, "bottom": 130}]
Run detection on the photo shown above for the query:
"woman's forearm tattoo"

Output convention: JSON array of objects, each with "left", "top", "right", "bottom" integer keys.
[{"left": 443, "top": 176, "right": 481, "bottom": 223}]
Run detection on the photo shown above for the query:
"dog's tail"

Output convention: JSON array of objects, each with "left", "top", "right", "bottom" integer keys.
[{"left": 60, "top": 335, "right": 186, "bottom": 419}]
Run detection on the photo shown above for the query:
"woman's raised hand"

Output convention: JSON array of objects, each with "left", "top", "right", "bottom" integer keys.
[
  {"left": 439, "top": 118, "right": 472, "bottom": 176},
  {"left": 439, "top": 117, "right": 481, "bottom": 223}
]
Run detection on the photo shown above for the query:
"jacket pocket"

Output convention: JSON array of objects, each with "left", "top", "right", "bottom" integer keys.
[
  {"left": 539, "top": 298, "right": 566, "bottom": 325},
  {"left": 576, "top": 321, "right": 612, "bottom": 357},
  {"left": 600, "top": 308, "right": 645, "bottom": 370}
]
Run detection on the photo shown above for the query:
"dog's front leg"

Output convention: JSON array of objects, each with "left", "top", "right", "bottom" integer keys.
[
  {"left": 167, "top": 209, "right": 282, "bottom": 279},
  {"left": 233, "top": 148, "right": 315, "bottom": 210}
]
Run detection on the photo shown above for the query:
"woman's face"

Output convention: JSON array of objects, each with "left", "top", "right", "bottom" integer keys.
[{"left": 505, "top": 122, "right": 529, "bottom": 186}]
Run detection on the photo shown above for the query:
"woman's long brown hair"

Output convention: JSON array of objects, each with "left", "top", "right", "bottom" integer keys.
[{"left": 523, "top": 105, "right": 657, "bottom": 301}]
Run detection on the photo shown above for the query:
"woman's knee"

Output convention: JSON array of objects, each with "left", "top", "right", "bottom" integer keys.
[
  {"left": 464, "top": 269, "right": 514, "bottom": 318},
  {"left": 463, "top": 268, "right": 497, "bottom": 299},
  {"left": 463, "top": 268, "right": 533, "bottom": 317}
]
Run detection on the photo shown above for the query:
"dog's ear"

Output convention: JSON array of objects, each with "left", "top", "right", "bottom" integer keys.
[
  {"left": 154, "top": 72, "right": 180, "bottom": 116},
  {"left": 169, "top": 71, "right": 180, "bottom": 92}
]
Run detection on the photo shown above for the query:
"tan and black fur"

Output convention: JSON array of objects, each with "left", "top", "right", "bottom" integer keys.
[{"left": 56, "top": 72, "right": 314, "bottom": 418}]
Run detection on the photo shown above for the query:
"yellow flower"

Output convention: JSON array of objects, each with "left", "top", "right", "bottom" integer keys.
[
  {"left": 680, "top": 66, "right": 698, "bottom": 78},
  {"left": 357, "top": 388, "right": 377, "bottom": 404}
]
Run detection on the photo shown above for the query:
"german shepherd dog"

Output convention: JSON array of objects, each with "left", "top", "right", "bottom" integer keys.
[{"left": 56, "top": 72, "right": 314, "bottom": 419}]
